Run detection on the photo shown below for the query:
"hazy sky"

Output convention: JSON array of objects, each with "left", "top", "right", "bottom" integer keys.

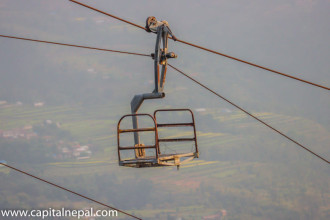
[{"left": 0, "top": 1, "right": 329, "bottom": 218}]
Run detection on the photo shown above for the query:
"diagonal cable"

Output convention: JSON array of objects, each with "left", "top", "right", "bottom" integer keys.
[
  {"left": 168, "top": 63, "right": 329, "bottom": 165},
  {"left": 0, "top": 162, "right": 142, "bottom": 220},
  {"left": 69, "top": 0, "right": 146, "bottom": 30},
  {"left": 69, "top": 0, "right": 329, "bottom": 91},
  {"left": 0, "top": 34, "right": 150, "bottom": 57},
  {"left": 0, "top": 34, "right": 146, "bottom": 219},
  {"left": 174, "top": 39, "right": 329, "bottom": 90}
]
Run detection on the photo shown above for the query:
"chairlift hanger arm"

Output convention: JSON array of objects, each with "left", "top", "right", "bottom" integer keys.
[
  {"left": 130, "top": 17, "right": 177, "bottom": 147},
  {"left": 130, "top": 16, "right": 178, "bottom": 115}
]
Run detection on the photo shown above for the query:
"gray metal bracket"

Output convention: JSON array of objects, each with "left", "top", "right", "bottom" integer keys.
[
  {"left": 130, "top": 17, "right": 177, "bottom": 150},
  {"left": 131, "top": 92, "right": 164, "bottom": 145}
]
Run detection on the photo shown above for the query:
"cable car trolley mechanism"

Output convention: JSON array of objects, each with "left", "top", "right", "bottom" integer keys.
[{"left": 117, "top": 17, "right": 199, "bottom": 168}]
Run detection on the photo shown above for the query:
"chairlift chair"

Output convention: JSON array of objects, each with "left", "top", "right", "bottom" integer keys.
[{"left": 117, "top": 17, "right": 199, "bottom": 168}]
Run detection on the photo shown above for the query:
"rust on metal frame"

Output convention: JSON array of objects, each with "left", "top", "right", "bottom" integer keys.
[
  {"left": 154, "top": 108, "right": 199, "bottom": 156},
  {"left": 117, "top": 113, "right": 159, "bottom": 164},
  {"left": 117, "top": 109, "right": 199, "bottom": 167}
]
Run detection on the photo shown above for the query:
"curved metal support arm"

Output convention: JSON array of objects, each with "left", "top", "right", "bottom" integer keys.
[
  {"left": 131, "top": 92, "right": 165, "bottom": 113},
  {"left": 130, "top": 17, "right": 176, "bottom": 147}
]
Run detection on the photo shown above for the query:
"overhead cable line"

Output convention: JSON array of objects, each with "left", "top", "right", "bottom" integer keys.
[
  {"left": 173, "top": 40, "right": 330, "bottom": 91},
  {"left": 0, "top": 162, "right": 142, "bottom": 220},
  {"left": 0, "top": 34, "right": 150, "bottom": 57},
  {"left": 168, "top": 63, "right": 330, "bottom": 165},
  {"left": 69, "top": 0, "right": 330, "bottom": 91},
  {"left": 69, "top": 0, "right": 146, "bottom": 30}
]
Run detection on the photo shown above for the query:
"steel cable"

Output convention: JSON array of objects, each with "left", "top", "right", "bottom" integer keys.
[
  {"left": 69, "top": 0, "right": 329, "bottom": 91},
  {"left": 0, "top": 162, "right": 142, "bottom": 220},
  {"left": 0, "top": 34, "right": 150, "bottom": 57},
  {"left": 168, "top": 63, "right": 329, "bottom": 164}
]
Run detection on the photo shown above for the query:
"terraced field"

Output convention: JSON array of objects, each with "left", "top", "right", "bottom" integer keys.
[{"left": 1, "top": 104, "right": 329, "bottom": 219}]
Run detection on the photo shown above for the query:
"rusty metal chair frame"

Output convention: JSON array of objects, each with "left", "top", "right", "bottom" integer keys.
[
  {"left": 117, "top": 113, "right": 159, "bottom": 167},
  {"left": 117, "top": 109, "right": 199, "bottom": 168},
  {"left": 154, "top": 109, "right": 199, "bottom": 166}
]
